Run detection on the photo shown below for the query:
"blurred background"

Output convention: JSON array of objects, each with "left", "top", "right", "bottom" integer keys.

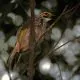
[{"left": 0, "top": 0, "right": 80, "bottom": 80}]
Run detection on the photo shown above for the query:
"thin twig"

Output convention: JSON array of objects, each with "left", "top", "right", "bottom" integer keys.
[
  {"left": 13, "top": 53, "right": 22, "bottom": 69},
  {"left": 52, "top": 30, "right": 66, "bottom": 51},
  {"left": 36, "top": 6, "right": 68, "bottom": 44},
  {"left": 34, "top": 6, "right": 68, "bottom": 59},
  {"left": 27, "top": 0, "right": 35, "bottom": 80},
  {"left": 56, "top": 61, "right": 63, "bottom": 80},
  {"left": 47, "top": 36, "right": 80, "bottom": 57},
  {"left": 16, "top": 0, "right": 28, "bottom": 14},
  {"left": 51, "top": 3, "right": 80, "bottom": 51},
  {"left": 63, "top": 3, "right": 80, "bottom": 15},
  {"left": 36, "top": 3, "right": 80, "bottom": 46}
]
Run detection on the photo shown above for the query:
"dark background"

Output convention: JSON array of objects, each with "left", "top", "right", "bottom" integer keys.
[{"left": 0, "top": 0, "right": 80, "bottom": 38}]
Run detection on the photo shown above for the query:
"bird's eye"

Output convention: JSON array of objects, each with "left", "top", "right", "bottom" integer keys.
[
  {"left": 40, "top": 12, "right": 52, "bottom": 18},
  {"left": 43, "top": 12, "right": 49, "bottom": 17}
]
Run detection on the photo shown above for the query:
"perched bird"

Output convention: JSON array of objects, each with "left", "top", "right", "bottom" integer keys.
[{"left": 8, "top": 11, "right": 53, "bottom": 69}]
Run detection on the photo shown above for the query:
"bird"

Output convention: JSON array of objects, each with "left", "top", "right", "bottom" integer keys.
[{"left": 7, "top": 11, "right": 53, "bottom": 69}]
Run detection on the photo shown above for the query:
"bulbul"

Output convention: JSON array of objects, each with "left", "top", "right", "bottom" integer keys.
[{"left": 8, "top": 11, "right": 53, "bottom": 68}]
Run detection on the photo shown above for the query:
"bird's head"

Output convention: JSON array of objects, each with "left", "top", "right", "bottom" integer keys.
[{"left": 40, "top": 12, "right": 53, "bottom": 22}]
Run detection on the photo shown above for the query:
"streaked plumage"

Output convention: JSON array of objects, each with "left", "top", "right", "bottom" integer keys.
[{"left": 8, "top": 12, "right": 53, "bottom": 68}]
